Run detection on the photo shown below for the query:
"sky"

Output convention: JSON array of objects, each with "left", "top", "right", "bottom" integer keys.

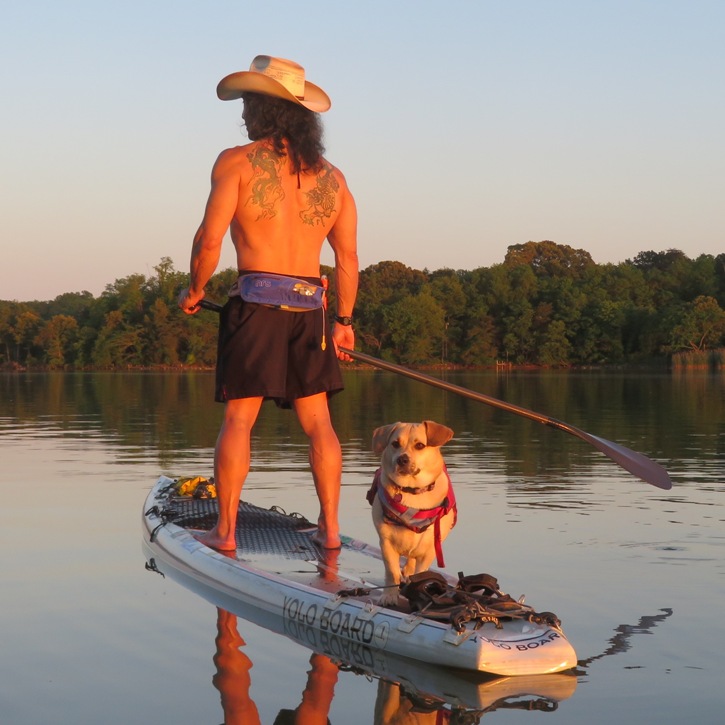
[{"left": 1, "top": 0, "right": 723, "bottom": 301}]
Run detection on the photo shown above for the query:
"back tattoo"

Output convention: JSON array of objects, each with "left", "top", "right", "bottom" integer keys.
[
  {"left": 246, "top": 145, "right": 285, "bottom": 220},
  {"left": 300, "top": 164, "right": 339, "bottom": 226},
  {"left": 246, "top": 146, "right": 339, "bottom": 226}
]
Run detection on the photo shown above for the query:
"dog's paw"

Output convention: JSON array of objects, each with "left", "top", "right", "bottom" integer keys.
[{"left": 378, "top": 590, "right": 401, "bottom": 608}]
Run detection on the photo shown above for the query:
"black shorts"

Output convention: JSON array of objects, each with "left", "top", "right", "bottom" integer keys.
[{"left": 214, "top": 296, "right": 343, "bottom": 407}]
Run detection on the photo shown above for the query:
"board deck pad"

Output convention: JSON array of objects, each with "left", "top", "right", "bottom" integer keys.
[{"left": 167, "top": 496, "right": 325, "bottom": 558}]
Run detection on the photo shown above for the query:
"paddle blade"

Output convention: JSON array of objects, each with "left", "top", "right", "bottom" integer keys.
[{"left": 582, "top": 433, "right": 672, "bottom": 490}]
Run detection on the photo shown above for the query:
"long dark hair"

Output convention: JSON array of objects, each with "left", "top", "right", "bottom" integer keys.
[{"left": 242, "top": 92, "right": 326, "bottom": 173}]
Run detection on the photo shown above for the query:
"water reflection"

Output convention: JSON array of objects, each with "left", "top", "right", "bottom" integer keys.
[
  {"left": 213, "top": 608, "right": 339, "bottom": 725},
  {"left": 209, "top": 606, "right": 578, "bottom": 724},
  {"left": 213, "top": 608, "right": 262, "bottom": 724},
  {"left": 3, "top": 368, "right": 723, "bottom": 490},
  {"left": 575, "top": 608, "right": 674, "bottom": 677}
]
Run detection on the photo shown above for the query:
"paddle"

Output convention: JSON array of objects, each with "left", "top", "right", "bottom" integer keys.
[{"left": 197, "top": 299, "right": 672, "bottom": 490}]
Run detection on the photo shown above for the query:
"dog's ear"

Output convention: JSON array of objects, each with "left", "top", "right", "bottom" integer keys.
[
  {"left": 372, "top": 423, "right": 399, "bottom": 454},
  {"left": 423, "top": 420, "right": 454, "bottom": 448}
]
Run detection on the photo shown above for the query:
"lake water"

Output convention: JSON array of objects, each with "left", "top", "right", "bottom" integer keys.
[{"left": 1, "top": 368, "right": 723, "bottom": 724}]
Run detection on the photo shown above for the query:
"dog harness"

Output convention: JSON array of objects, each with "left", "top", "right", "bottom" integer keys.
[{"left": 366, "top": 466, "right": 457, "bottom": 568}]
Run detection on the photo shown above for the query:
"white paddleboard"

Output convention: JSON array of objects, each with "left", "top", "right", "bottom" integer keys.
[{"left": 142, "top": 476, "right": 577, "bottom": 677}]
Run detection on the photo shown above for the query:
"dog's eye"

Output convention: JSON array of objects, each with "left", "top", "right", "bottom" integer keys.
[
  {"left": 414, "top": 442, "right": 426, "bottom": 450},
  {"left": 391, "top": 440, "right": 401, "bottom": 449}
]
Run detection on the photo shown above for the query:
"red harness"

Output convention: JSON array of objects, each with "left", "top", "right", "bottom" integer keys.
[{"left": 366, "top": 466, "right": 457, "bottom": 568}]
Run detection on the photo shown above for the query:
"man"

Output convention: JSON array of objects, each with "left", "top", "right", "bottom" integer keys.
[{"left": 178, "top": 55, "right": 358, "bottom": 551}]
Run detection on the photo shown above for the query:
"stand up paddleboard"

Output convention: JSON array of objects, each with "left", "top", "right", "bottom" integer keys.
[{"left": 142, "top": 476, "right": 577, "bottom": 677}]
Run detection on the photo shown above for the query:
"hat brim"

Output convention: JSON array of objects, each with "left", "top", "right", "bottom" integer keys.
[{"left": 216, "top": 71, "right": 331, "bottom": 113}]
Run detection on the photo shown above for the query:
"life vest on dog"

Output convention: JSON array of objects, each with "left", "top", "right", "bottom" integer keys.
[{"left": 366, "top": 466, "right": 457, "bottom": 568}]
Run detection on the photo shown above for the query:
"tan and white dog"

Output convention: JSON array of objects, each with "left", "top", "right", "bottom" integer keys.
[{"left": 368, "top": 421, "right": 456, "bottom": 607}]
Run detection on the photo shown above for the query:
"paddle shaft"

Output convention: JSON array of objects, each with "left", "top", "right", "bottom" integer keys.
[{"left": 196, "top": 299, "right": 672, "bottom": 490}]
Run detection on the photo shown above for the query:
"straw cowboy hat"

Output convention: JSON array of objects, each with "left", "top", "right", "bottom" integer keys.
[{"left": 216, "top": 55, "right": 331, "bottom": 113}]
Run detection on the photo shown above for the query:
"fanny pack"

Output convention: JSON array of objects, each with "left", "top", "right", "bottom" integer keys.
[{"left": 229, "top": 273, "right": 325, "bottom": 312}]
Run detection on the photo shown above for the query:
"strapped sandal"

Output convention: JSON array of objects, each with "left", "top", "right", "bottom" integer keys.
[{"left": 457, "top": 571, "right": 501, "bottom": 596}]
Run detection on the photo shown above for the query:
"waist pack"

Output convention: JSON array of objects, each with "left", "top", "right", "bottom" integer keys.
[{"left": 229, "top": 273, "right": 325, "bottom": 311}]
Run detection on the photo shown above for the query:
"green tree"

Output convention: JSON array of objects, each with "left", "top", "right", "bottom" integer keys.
[
  {"left": 356, "top": 261, "right": 427, "bottom": 354},
  {"left": 34, "top": 314, "right": 79, "bottom": 368},
  {"left": 143, "top": 298, "right": 181, "bottom": 365},
  {"left": 630, "top": 248, "right": 687, "bottom": 272},
  {"left": 458, "top": 268, "right": 499, "bottom": 365},
  {"left": 715, "top": 253, "right": 725, "bottom": 307},
  {"left": 101, "top": 273, "right": 148, "bottom": 323},
  {"left": 537, "top": 319, "right": 572, "bottom": 366},
  {"left": 92, "top": 310, "right": 143, "bottom": 367},
  {"left": 669, "top": 296, "right": 725, "bottom": 352},
  {"left": 75, "top": 325, "right": 99, "bottom": 367},
  {"left": 384, "top": 288, "right": 446, "bottom": 364},
  {"left": 459, "top": 310, "right": 499, "bottom": 365},
  {"left": 504, "top": 240, "right": 594, "bottom": 278},
  {"left": 428, "top": 269, "right": 467, "bottom": 363},
  {"left": 494, "top": 265, "right": 538, "bottom": 363},
  {"left": 14, "top": 310, "right": 43, "bottom": 364},
  {"left": 0, "top": 303, "right": 17, "bottom": 364},
  {"left": 630, "top": 249, "right": 691, "bottom": 309},
  {"left": 149, "top": 257, "right": 187, "bottom": 304},
  {"left": 43, "top": 291, "right": 96, "bottom": 322},
  {"left": 501, "top": 300, "right": 535, "bottom": 363}
]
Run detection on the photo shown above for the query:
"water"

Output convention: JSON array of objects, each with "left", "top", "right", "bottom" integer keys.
[{"left": 1, "top": 369, "right": 723, "bottom": 724}]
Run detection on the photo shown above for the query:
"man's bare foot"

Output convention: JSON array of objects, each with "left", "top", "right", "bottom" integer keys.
[{"left": 193, "top": 529, "right": 237, "bottom": 552}]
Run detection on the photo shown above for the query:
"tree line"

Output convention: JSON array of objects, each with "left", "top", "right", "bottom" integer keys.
[{"left": 2, "top": 242, "right": 725, "bottom": 370}]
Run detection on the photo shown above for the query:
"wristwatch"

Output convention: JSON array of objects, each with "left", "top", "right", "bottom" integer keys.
[{"left": 335, "top": 315, "right": 353, "bottom": 326}]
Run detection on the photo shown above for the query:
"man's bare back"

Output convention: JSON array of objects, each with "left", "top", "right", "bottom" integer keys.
[{"left": 197, "top": 139, "right": 355, "bottom": 279}]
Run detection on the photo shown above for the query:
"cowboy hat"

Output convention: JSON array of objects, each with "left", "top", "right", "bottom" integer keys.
[{"left": 216, "top": 55, "right": 331, "bottom": 113}]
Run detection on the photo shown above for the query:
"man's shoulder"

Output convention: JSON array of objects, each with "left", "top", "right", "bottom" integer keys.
[
  {"left": 319, "top": 155, "right": 338, "bottom": 172},
  {"left": 216, "top": 142, "right": 258, "bottom": 163},
  {"left": 211, "top": 143, "right": 267, "bottom": 178},
  {"left": 319, "top": 157, "right": 349, "bottom": 187}
]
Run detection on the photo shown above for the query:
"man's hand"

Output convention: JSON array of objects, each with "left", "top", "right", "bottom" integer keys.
[
  {"left": 332, "top": 322, "right": 355, "bottom": 362},
  {"left": 178, "top": 287, "right": 205, "bottom": 315}
]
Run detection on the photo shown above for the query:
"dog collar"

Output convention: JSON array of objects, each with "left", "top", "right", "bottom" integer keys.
[{"left": 394, "top": 480, "right": 437, "bottom": 495}]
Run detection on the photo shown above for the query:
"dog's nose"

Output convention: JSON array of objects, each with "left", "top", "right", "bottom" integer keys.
[{"left": 397, "top": 453, "right": 409, "bottom": 467}]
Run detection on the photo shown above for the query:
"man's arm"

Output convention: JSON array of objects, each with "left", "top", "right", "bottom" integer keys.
[
  {"left": 178, "top": 148, "right": 242, "bottom": 313},
  {"left": 327, "top": 177, "right": 359, "bottom": 360}
]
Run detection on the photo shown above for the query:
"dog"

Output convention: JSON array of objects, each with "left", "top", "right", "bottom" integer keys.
[{"left": 368, "top": 421, "right": 456, "bottom": 607}]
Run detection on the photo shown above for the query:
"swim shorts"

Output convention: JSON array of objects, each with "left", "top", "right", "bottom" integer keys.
[{"left": 214, "top": 276, "right": 343, "bottom": 407}]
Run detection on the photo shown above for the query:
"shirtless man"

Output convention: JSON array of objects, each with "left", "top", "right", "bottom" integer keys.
[{"left": 178, "top": 56, "right": 358, "bottom": 551}]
